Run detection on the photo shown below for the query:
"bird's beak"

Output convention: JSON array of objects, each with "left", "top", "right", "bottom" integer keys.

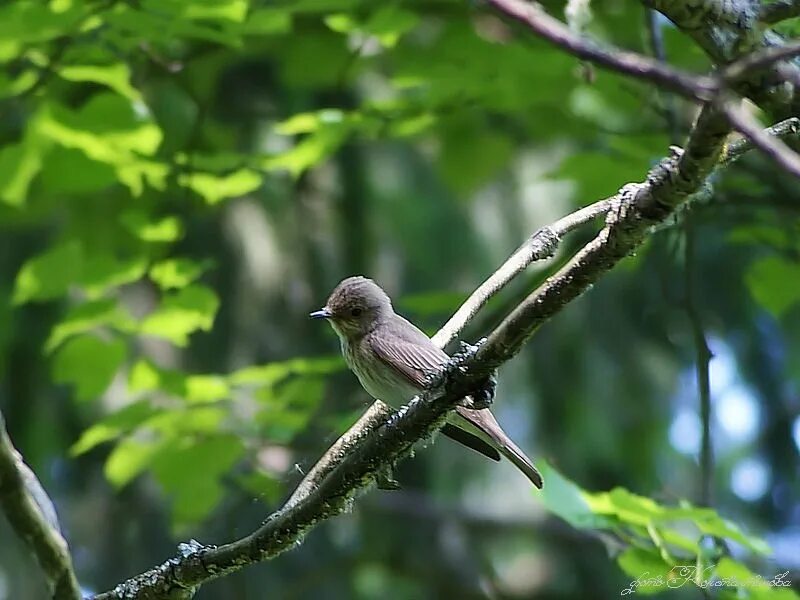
[{"left": 309, "top": 307, "right": 332, "bottom": 319}]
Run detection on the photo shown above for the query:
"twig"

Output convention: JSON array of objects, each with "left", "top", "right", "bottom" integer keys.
[
  {"left": 720, "top": 40, "right": 800, "bottom": 81},
  {"left": 432, "top": 198, "right": 614, "bottom": 348},
  {"left": 718, "top": 97, "right": 800, "bottom": 178},
  {"left": 645, "top": 7, "right": 681, "bottom": 144},
  {"left": 759, "top": 0, "right": 800, "bottom": 24},
  {"left": 486, "top": 0, "right": 716, "bottom": 101},
  {"left": 0, "top": 411, "right": 81, "bottom": 600},
  {"left": 721, "top": 116, "right": 800, "bottom": 163},
  {"left": 683, "top": 215, "right": 714, "bottom": 507}
]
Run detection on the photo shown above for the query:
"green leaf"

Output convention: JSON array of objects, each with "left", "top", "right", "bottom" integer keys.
[
  {"left": 0, "top": 3, "right": 87, "bottom": 61},
  {"left": 536, "top": 460, "right": 614, "bottom": 529},
  {"left": 264, "top": 123, "right": 351, "bottom": 176},
  {"left": 147, "top": 406, "right": 227, "bottom": 435},
  {"left": 121, "top": 210, "right": 185, "bottom": 242},
  {"left": 714, "top": 558, "right": 798, "bottom": 599},
  {"left": 0, "top": 135, "right": 47, "bottom": 206},
  {"left": 52, "top": 334, "right": 127, "bottom": 402},
  {"left": 81, "top": 253, "right": 148, "bottom": 299},
  {"left": 35, "top": 94, "right": 165, "bottom": 195},
  {"left": 242, "top": 8, "right": 292, "bottom": 35},
  {"left": 105, "top": 436, "right": 165, "bottom": 488},
  {"left": 258, "top": 377, "right": 325, "bottom": 443},
  {"left": 229, "top": 356, "right": 344, "bottom": 387},
  {"left": 71, "top": 400, "right": 162, "bottom": 456},
  {"left": 151, "top": 435, "right": 244, "bottom": 526},
  {"left": 57, "top": 63, "right": 141, "bottom": 102},
  {"left": 178, "top": 169, "right": 262, "bottom": 204},
  {"left": 45, "top": 298, "right": 136, "bottom": 353},
  {"left": 141, "top": 0, "right": 249, "bottom": 23},
  {"left": 364, "top": 6, "right": 419, "bottom": 48},
  {"left": 149, "top": 258, "right": 211, "bottom": 290},
  {"left": 13, "top": 241, "right": 83, "bottom": 304},
  {"left": 140, "top": 285, "right": 220, "bottom": 346},
  {"left": 745, "top": 256, "right": 800, "bottom": 318},
  {"left": 617, "top": 548, "right": 672, "bottom": 596},
  {"left": 185, "top": 375, "right": 230, "bottom": 403},
  {"left": 38, "top": 147, "right": 118, "bottom": 195}
]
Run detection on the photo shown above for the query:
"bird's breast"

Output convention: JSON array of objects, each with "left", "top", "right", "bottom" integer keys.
[{"left": 341, "top": 337, "right": 419, "bottom": 408}]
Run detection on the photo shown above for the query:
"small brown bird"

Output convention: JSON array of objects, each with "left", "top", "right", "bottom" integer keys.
[{"left": 311, "top": 276, "right": 543, "bottom": 488}]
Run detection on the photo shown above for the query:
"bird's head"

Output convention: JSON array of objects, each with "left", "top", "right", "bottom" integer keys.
[{"left": 310, "top": 276, "right": 393, "bottom": 338}]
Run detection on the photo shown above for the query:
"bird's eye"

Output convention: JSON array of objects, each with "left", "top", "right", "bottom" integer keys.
[{"left": 351, "top": 307, "right": 363, "bottom": 317}]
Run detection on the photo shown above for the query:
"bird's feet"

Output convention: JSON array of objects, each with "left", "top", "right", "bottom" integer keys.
[
  {"left": 376, "top": 467, "right": 401, "bottom": 491},
  {"left": 451, "top": 339, "right": 496, "bottom": 411},
  {"left": 461, "top": 370, "right": 497, "bottom": 411}
]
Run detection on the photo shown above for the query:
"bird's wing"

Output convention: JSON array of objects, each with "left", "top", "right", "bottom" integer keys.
[{"left": 367, "top": 319, "right": 449, "bottom": 388}]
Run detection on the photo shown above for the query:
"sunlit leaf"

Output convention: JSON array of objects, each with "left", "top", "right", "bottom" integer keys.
[
  {"left": 81, "top": 253, "right": 148, "bottom": 299},
  {"left": 105, "top": 436, "right": 164, "bottom": 488},
  {"left": 149, "top": 258, "right": 211, "bottom": 290},
  {"left": 35, "top": 94, "right": 164, "bottom": 195},
  {"left": 46, "top": 298, "right": 136, "bottom": 353},
  {"left": 714, "top": 558, "right": 798, "bottom": 599},
  {"left": 0, "top": 3, "right": 86, "bottom": 61},
  {"left": 264, "top": 124, "right": 350, "bottom": 177},
  {"left": 121, "top": 210, "right": 185, "bottom": 242},
  {"left": 140, "top": 285, "right": 220, "bottom": 346},
  {"left": 71, "top": 400, "right": 161, "bottom": 456},
  {"left": 52, "top": 334, "right": 127, "bottom": 402},
  {"left": 12, "top": 241, "right": 83, "bottom": 304},
  {"left": 57, "top": 63, "right": 141, "bottom": 102},
  {"left": 536, "top": 461, "right": 614, "bottom": 529},
  {"left": 178, "top": 169, "right": 262, "bottom": 204},
  {"left": 141, "top": 0, "right": 249, "bottom": 22},
  {"left": 0, "top": 135, "right": 48, "bottom": 206},
  {"left": 617, "top": 548, "right": 672, "bottom": 596},
  {"left": 229, "top": 356, "right": 344, "bottom": 387},
  {"left": 146, "top": 406, "right": 228, "bottom": 435}
]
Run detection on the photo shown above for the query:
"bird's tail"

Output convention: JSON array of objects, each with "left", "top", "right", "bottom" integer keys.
[
  {"left": 452, "top": 407, "right": 543, "bottom": 489},
  {"left": 496, "top": 435, "right": 543, "bottom": 489}
]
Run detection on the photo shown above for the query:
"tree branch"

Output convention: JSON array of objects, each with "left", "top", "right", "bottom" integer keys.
[
  {"left": 759, "top": 0, "right": 800, "bottom": 24},
  {"left": 0, "top": 411, "right": 81, "bottom": 600},
  {"left": 432, "top": 198, "right": 613, "bottom": 348},
  {"left": 718, "top": 97, "right": 800, "bottom": 177},
  {"left": 487, "top": 0, "right": 716, "bottom": 101}
]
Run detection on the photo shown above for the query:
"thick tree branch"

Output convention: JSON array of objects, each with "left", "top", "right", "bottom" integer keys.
[{"left": 0, "top": 411, "right": 81, "bottom": 600}]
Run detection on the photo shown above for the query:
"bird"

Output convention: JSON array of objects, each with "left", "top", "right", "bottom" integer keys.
[{"left": 310, "top": 276, "right": 543, "bottom": 488}]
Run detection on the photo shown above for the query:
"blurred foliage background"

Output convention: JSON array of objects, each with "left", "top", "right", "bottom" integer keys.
[{"left": 1, "top": 0, "right": 799, "bottom": 598}]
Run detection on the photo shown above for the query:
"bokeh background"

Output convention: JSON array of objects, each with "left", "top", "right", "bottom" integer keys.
[{"left": 1, "top": 1, "right": 799, "bottom": 598}]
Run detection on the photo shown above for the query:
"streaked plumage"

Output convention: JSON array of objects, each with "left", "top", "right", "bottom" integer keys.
[{"left": 311, "top": 276, "right": 543, "bottom": 488}]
